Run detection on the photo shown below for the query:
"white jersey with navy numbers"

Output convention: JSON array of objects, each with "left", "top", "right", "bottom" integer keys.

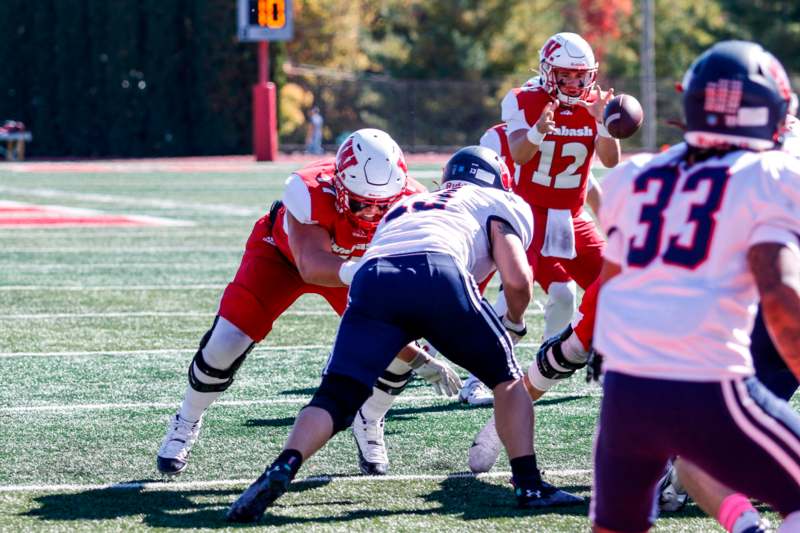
[
  {"left": 356, "top": 183, "right": 533, "bottom": 284},
  {"left": 595, "top": 143, "right": 800, "bottom": 381}
]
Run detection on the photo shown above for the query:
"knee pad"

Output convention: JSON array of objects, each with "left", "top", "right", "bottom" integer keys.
[
  {"left": 188, "top": 316, "right": 255, "bottom": 393},
  {"left": 307, "top": 373, "right": 373, "bottom": 434},
  {"left": 528, "top": 325, "right": 586, "bottom": 392}
]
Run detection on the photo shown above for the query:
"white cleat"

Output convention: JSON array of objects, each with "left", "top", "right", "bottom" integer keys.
[
  {"left": 156, "top": 413, "right": 202, "bottom": 476},
  {"left": 459, "top": 377, "right": 494, "bottom": 406},
  {"left": 468, "top": 413, "right": 503, "bottom": 473},
  {"left": 352, "top": 409, "right": 389, "bottom": 475},
  {"left": 657, "top": 460, "right": 689, "bottom": 512}
]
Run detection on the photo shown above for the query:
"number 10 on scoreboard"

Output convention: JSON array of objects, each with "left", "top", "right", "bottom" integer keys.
[{"left": 238, "top": 0, "right": 294, "bottom": 42}]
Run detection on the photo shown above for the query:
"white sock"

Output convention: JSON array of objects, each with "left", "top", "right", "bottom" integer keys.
[
  {"left": 732, "top": 510, "right": 762, "bottom": 533},
  {"left": 360, "top": 357, "right": 409, "bottom": 421},
  {"left": 178, "top": 317, "right": 254, "bottom": 423},
  {"left": 178, "top": 359, "right": 227, "bottom": 423}
]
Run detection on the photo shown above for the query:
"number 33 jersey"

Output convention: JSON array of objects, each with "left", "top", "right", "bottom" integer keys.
[
  {"left": 501, "top": 84, "right": 598, "bottom": 214},
  {"left": 595, "top": 143, "right": 800, "bottom": 381},
  {"left": 356, "top": 184, "right": 533, "bottom": 284}
]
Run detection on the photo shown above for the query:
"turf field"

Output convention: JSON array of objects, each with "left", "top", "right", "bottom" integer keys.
[{"left": 0, "top": 158, "right": 780, "bottom": 531}]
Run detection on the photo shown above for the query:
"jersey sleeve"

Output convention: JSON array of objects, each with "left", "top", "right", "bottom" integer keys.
[
  {"left": 501, "top": 89, "right": 531, "bottom": 135},
  {"left": 747, "top": 153, "right": 800, "bottom": 249},
  {"left": 479, "top": 128, "right": 502, "bottom": 155},
  {"left": 282, "top": 173, "right": 316, "bottom": 224},
  {"left": 598, "top": 155, "right": 653, "bottom": 264},
  {"left": 491, "top": 191, "right": 534, "bottom": 249}
]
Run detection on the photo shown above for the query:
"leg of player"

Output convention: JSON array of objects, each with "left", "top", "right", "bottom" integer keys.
[
  {"left": 671, "top": 458, "right": 770, "bottom": 533},
  {"left": 454, "top": 286, "right": 509, "bottom": 407},
  {"left": 657, "top": 308, "right": 795, "bottom": 530},
  {"left": 352, "top": 353, "right": 414, "bottom": 476},
  {"left": 157, "top": 316, "right": 254, "bottom": 476},
  {"left": 526, "top": 279, "right": 598, "bottom": 399}
]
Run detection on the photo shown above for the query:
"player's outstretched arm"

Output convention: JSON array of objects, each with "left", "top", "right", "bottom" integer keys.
[
  {"left": 507, "top": 101, "right": 558, "bottom": 166},
  {"left": 490, "top": 219, "right": 533, "bottom": 326},
  {"left": 748, "top": 242, "right": 800, "bottom": 380},
  {"left": 287, "top": 212, "right": 348, "bottom": 287}
]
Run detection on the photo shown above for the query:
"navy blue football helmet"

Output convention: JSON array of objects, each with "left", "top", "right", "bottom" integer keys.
[
  {"left": 682, "top": 40, "right": 793, "bottom": 151},
  {"left": 441, "top": 146, "right": 512, "bottom": 191}
]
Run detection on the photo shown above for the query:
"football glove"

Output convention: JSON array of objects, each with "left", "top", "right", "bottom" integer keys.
[
  {"left": 501, "top": 315, "right": 527, "bottom": 345},
  {"left": 585, "top": 350, "right": 603, "bottom": 383},
  {"left": 410, "top": 353, "right": 462, "bottom": 396}
]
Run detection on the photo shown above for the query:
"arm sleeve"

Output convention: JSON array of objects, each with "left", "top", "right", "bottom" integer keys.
[
  {"left": 281, "top": 174, "right": 315, "bottom": 224},
  {"left": 747, "top": 155, "right": 800, "bottom": 249}
]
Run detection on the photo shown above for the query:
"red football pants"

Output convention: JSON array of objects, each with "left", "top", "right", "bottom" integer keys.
[
  {"left": 527, "top": 206, "right": 605, "bottom": 291},
  {"left": 217, "top": 217, "right": 348, "bottom": 342}
]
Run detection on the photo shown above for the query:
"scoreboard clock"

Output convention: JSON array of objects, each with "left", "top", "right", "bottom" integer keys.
[{"left": 237, "top": 0, "right": 294, "bottom": 42}]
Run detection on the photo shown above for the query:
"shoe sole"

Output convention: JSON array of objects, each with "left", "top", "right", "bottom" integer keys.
[
  {"left": 156, "top": 457, "right": 188, "bottom": 477},
  {"left": 352, "top": 431, "right": 388, "bottom": 475}
]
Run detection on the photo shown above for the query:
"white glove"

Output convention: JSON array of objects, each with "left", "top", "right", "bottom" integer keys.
[
  {"left": 502, "top": 315, "right": 527, "bottom": 345},
  {"left": 410, "top": 353, "right": 463, "bottom": 396}
]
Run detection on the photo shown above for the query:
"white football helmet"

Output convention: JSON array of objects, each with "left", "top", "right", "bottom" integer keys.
[
  {"left": 538, "top": 32, "right": 598, "bottom": 106},
  {"left": 334, "top": 128, "right": 408, "bottom": 230}
]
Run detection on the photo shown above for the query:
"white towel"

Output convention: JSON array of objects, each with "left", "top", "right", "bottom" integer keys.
[{"left": 541, "top": 208, "right": 577, "bottom": 259}]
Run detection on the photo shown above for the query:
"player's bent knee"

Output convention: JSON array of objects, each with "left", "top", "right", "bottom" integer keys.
[
  {"left": 547, "top": 281, "right": 576, "bottom": 310},
  {"left": 307, "top": 373, "right": 373, "bottom": 434},
  {"left": 188, "top": 316, "right": 255, "bottom": 393}
]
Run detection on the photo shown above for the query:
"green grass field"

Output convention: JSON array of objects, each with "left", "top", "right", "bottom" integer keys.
[{"left": 0, "top": 160, "right": 781, "bottom": 531}]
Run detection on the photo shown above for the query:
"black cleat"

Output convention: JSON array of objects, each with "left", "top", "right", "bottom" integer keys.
[
  {"left": 515, "top": 480, "right": 584, "bottom": 509},
  {"left": 226, "top": 464, "right": 292, "bottom": 522}
]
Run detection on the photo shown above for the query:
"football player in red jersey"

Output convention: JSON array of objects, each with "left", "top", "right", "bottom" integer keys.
[
  {"left": 502, "top": 32, "right": 618, "bottom": 293},
  {"left": 157, "top": 129, "right": 462, "bottom": 478}
]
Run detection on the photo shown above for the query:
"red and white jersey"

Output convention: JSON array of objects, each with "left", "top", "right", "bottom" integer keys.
[
  {"left": 501, "top": 85, "right": 598, "bottom": 214},
  {"left": 595, "top": 143, "right": 800, "bottom": 381},
  {"left": 480, "top": 122, "right": 597, "bottom": 199},
  {"left": 479, "top": 123, "right": 516, "bottom": 178},
  {"left": 271, "top": 158, "right": 426, "bottom": 264}
]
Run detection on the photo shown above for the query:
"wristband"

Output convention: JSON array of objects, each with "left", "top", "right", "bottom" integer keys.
[
  {"left": 408, "top": 352, "right": 430, "bottom": 370},
  {"left": 526, "top": 127, "right": 546, "bottom": 145},
  {"left": 596, "top": 121, "right": 613, "bottom": 138},
  {"left": 338, "top": 260, "right": 357, "bottom": 286}
]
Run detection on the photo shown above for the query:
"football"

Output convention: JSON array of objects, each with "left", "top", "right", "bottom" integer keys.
[{"left": 603, "top": 94, "right": 644, "bottom": 139}]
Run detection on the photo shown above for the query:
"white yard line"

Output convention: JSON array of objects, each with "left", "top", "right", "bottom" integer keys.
[
  {"left": 0, "top": 309, "right": 543, "bottom": 320},
  {"left": 0, "top": 395, "right": 449, "bottom": 414},
  {"left": 0, "top": 186, "right": 261, "bottom": 217},
  {"left": 0, "top": 284, "right": 227, "bottom": 291},
  {"left": 0, "top": 340, "right": 545, "bottom": 358},
  {"left": 0, "top": 391, "right": 596, "bottom": 414},
  {"left": 0, "top": 346, "right": 329, "bottom": 358},
  {"left": 0, "top": 469, "right": 592, "bottom": 493},
  {"left": 0, "top": 247, "right": 242, "bottom": 253}
]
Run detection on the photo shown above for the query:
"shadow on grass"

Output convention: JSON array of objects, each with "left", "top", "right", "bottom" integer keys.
[
  {"left": 24, "top": 478, "right": 332, "bottom": 529},
  {"left": 246, "top": 394, "right": 585, "bottom": 429},
  {"left": 23, "top": 474, "right": 707, "bottom": 528},
  {"left": 426, "top": 475, "right": 590, "bottom": 520}
]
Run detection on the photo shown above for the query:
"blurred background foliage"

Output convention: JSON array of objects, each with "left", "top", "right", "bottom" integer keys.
[{"left": 1, "top": 0, "right": 798, "bottom": 157}]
